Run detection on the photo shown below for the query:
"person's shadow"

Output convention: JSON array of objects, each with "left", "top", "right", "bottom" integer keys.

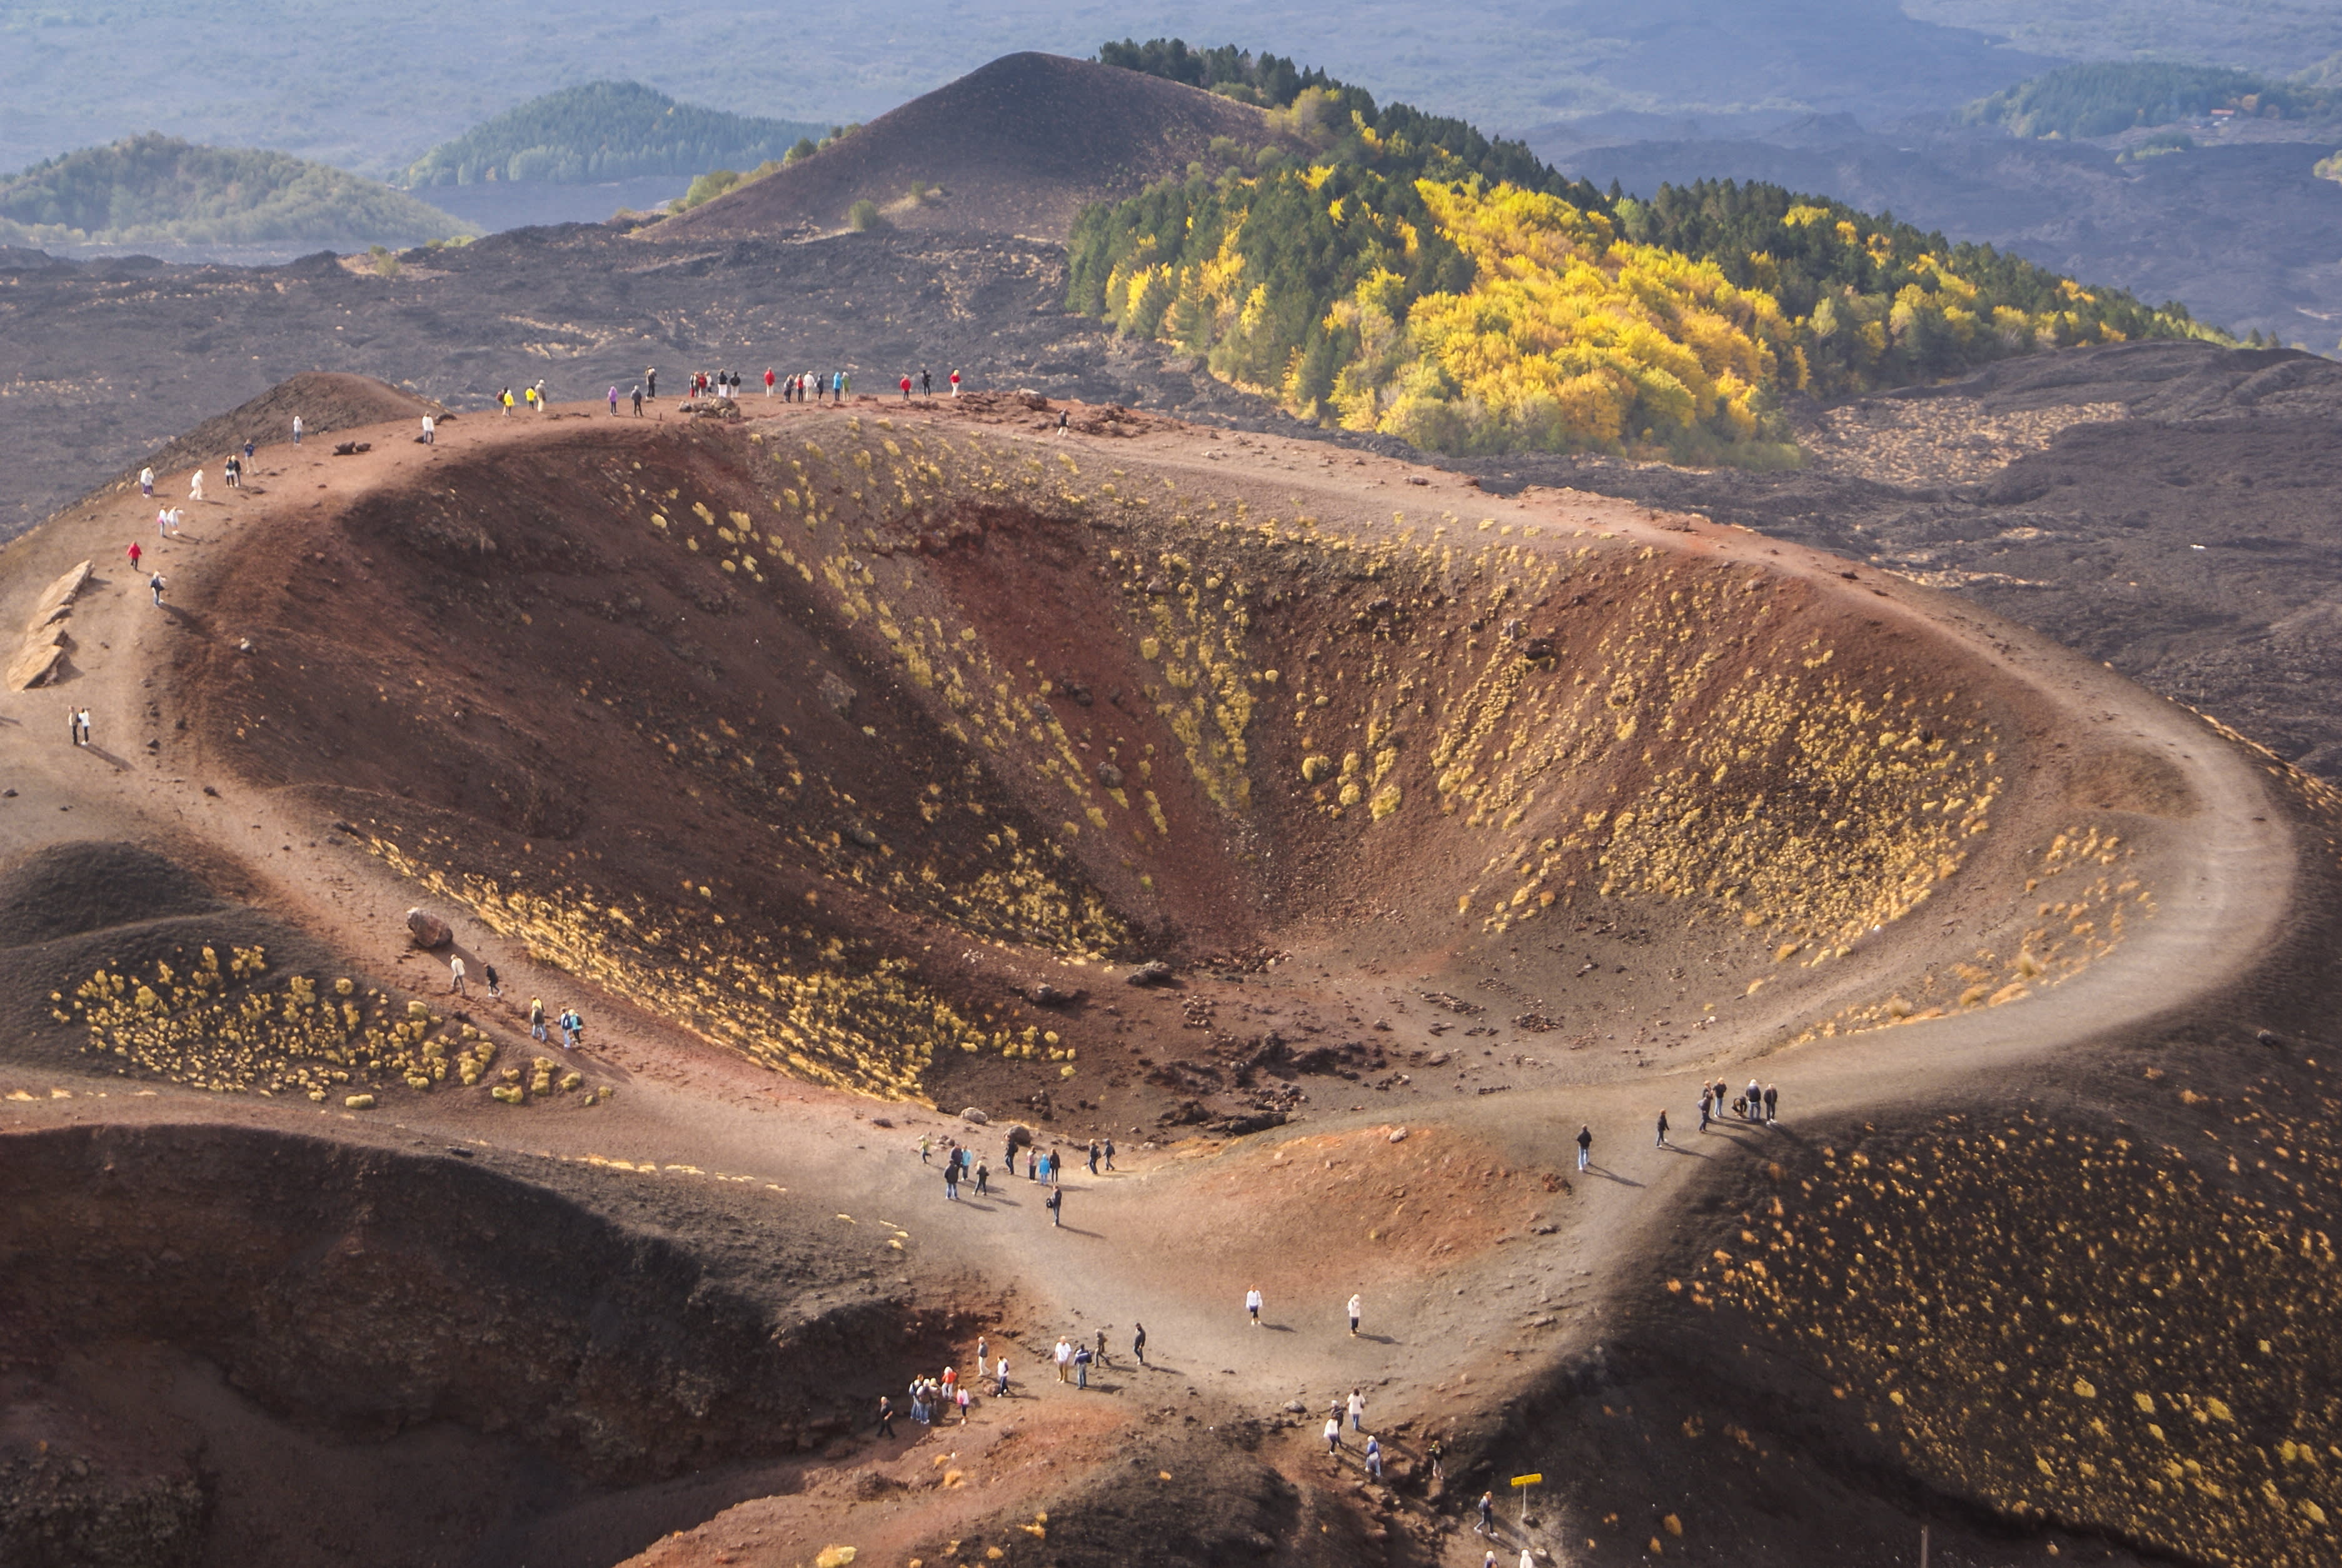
[
  {"left": 1355, "top": 1332, "right": 1401, "bottom": 1345},
  {"left": 79, "top": 745, "right": 131, "bottom": 773},
  {"left": 1586, "top": 1165, "right": 1646, "bottom": 1187}
]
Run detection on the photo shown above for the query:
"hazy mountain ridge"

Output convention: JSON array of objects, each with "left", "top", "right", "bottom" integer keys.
[{"left": 0, "top": 134, "right": 467, "bottom": 249}]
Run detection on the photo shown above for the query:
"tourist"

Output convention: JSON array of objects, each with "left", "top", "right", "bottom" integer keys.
[
  {"left": 149, "top": 571, "right": 166, "bottom": 607},
  {"left": 291, "top": 415, "right": 303, "bottom": 445},
  {"left": 1103, "top": 1137, "right": 1116, "bottom": 1170},
  {"left": 631, "top": 385, "right": 643, "bottom": 416},
  {"left": 900, "top": 373, "right": 912, "bottom": 400},
  {"left": 1324, "top": 1415, "right": 1341, "bottom": 1455},
  {"left": 1576, "top": 1123, "right": 1593, "bottom": 1172},
  {"left": 920, "top": 1134, "right": 933, "bottom": 1164},
  {"left": 139, "top": 466, "right": 154, "bottom": 496},
  {"left": 448, "top": 955, "right": 466, "bottom": 996},
  {"left": 1348, "top": 1293, "right": 1363, "bottom": 1337},
  {"left": 126, "top": 541, "right": 141, "bottom": 572},
  {"left": 1699, "top": 1085, "right": 1712, "bottom": 1131},
  {"left": 646, "top": 368, "right": 658, "bottom": 399},
  {"left": 1764, "top": 1083, "right": 1780, "bottom": 1125},
  {"left": 189, "top": 468, "right": 204, "bottom": 502},
  {"left": 482, "top": 963, "right": 500, "bottom": 998},
  {"left": 1246, "top": 1287, "right": 1263, "bottom": 1327},
  {"left": 1348, "top": 1388, "right": 1365, "bottom": 1431},
  {"left": 1132, "top": 1322, "right": 1147, "bottom": 1365},
  {"left": 1046, "top": 1185, "right": 1063, "bottom": 1226},
  {"left": 875, "top": 1394, "right": 895, "bottom": 1437},
  {"left": 1656, "top": 1108, "right": 1670, "bottom": 1148},
  {"left": 1365, "top": 1434, "right": 1383, "bottom": 1479},
  {"left": 1054, "top": 1338, "right": 1072, "bottom": 1383},
  {"left": 764, "top": 367, "right": 775, "bottom": 396},
  {"left": 944, "top": 1157, "right": 960, "bottom": 1201},
  {"left": 608, "top": 386, "right": 618, "bottom": 415},
  {"left": 530, "top": 997, "right": 546, "bottom": 1041},
  {"left": 1476, "top": 1492, "right": 1495, "bottom": 1535},
  {"left": 975, "top": 1159, "right": 988, "bottom": 1196},
  {"left": 422, "top": 414, "right": 435, "bottom": 444},
  {"left": 1073, "top": 1342, "right": 1092, "bottom": 1389},
  {"left": 995, "top": 1356, "right": 1009, "bottom": 1397},
  {"left": 949, "top": 368, "right": 960, "bottom": 396}
]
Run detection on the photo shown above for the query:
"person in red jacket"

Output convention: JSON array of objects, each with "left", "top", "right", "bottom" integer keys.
[
  {"left": 899, "top": 374, "right": 913, "bottom": 400},
  {"left": 763, "top": 367, "right": 776, "bottom": 396}
]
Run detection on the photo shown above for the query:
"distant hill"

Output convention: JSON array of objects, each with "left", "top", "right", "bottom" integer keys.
[
  {"left": 1963, "top": 62, "right": 2324, "bottom": 141},
  {"left": 403, "top": 82, "right": 824, "bottom": 188},
  {"left": 1072, "top": 41, "right": 2221, "bottom": 463},
  {"left": 651, "top": 53, "right": 1290, "bottom": 242},
  {"left": 0, "top": 135, "right": 467, "bottom": 249}
]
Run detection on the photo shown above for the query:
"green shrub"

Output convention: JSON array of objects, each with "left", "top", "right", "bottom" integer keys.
[{"left": 847, "top": 198, "right": 882, "bottom": 231}]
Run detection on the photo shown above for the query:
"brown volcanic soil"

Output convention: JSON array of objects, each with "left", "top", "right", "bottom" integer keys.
[
  {"left": 134, "top": 371, "right": 441, "bottom": 483},
  {"left": 1, "top": 386, "right": 2333, "bottom": 1565},
  {"left": 653, "top": 53, "right": 1293, "bottom": 243}
]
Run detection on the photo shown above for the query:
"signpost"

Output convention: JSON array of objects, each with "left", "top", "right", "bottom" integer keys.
[{"left": 1511, "top": 1472, "right": 1542, "bottom": 1529}]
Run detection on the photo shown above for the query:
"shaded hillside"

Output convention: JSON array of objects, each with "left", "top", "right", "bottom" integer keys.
[
  {"left": 0, "top": 135, "right": 466, "bottom": 249},
  {"left": 403, "top": 82, "right": 825, "bottom": 188},
  {"left": 653, "top": 53, "right": 1292, "bottom": 241}
]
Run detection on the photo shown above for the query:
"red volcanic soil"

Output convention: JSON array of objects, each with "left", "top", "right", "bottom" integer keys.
[
  {"left": 0, "top": 379, "right": 2329, "bottom": 1568},
  {"left": 653, "top": 53, "right": 1294, "bottom": 241}
]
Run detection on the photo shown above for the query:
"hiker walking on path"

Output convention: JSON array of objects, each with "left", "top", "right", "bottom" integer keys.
[
  {"left": 1348, "top": 1294, "right": 1363, "bottom": 1336},
  {"left": 1699, "top": 1085, "right": 1712, "bottom": 1131},
  {"left": 949, "top": 368, "right": 960, "bottom": 395},
  {"left": 139, "top": 466, "right": 154, "bottom": 496},
  {"left": 1132, "top": 1322, "right": 1147, "bottom": 1365},
  {"left": 422, "top": 414, "right": 435, "bottom": 445},
  {"left": 224, "top": 454, "right": 241, "bottom": 488},
  {"left": 944, "top": 1157, "right": 960, "bottom": 1201},
  {"left": 448, "top": 955, "right": 466, "bottom": 996},
  {"left": 1045, "top": 1185, "right": 1063, "bottom": 1226},
  {"left": 482, "top": 964, "right": 500, "bottom": 998},
  {"left": 1054, "top": 1339, "right": 1072, "bottom": 1383},
  {"left": 1476, "top": 1491, "right": 1495, "bottom": 1535},
  {"left": 530, "top": 998, "right": 546, "bottom": 1040},
  {"left": 1656, "top": 1108, "right": 1670, "bottom": 1147},
  {"left": 875, "top": 1394, "right": 895, "bottom": 1437},
  {"left": 608, "top": 386, "right": 618, "bottom": 415},
  {"left": 995, "top": 1356, "right": 1010, "bottom": 1397},
  {"left": 899, "top": 374, "right": 912, "bottom": 400},
  {"left": 1365, "top": 1435, "right": 1383, "bottom": 1479},
  {"left": 631, "top": 385, "right": 643, "bottom": 416},
  {"left": 1246, "top": 1287, "right": 1263, "bottom": 1327},
  {"left": 69, "top": 708, "right": 87, "bottom": 746},
  {"left": 149, "top": 571, "right": 166, "bottom": 607},
  {"left": 1347, "top": 1388, "right": 1366, "bottom": 1431},
  {"left": 1764, "top": 1083, "right": 1780, "bottom": 1124},
  {"left": 764, "top": 368, "right": 776, "bottom": 396},
  {"left": 189, "top": 469, "right": 204, "bottom": 502},
  {"left": 1576, "top": 1123, "right": 1593, "bottom": 1172},
  {"left": 646, "top": 368, "right": 658, "bottom": 399},
  {"left": 291, "top": 415, "right": 303, "bottom": 445},
  {"left": 126, "top": 541, "right": 142, "bottom": 572},
  {"left": 1324, "top": 1415, "right": 1341, "bottom": 1455},
  {"left": 1073, "top": 1343, "right": 1092, "bottom": 1389},
  {"left": 975, "top": 1160, "right": 989, "bottom": 1196},
  {"left": 920, "top": 369, "right": 932, "bottom": 395}
]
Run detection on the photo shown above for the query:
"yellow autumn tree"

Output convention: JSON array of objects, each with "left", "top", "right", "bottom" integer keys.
[{"left": 1355, "top": 181, "right": 1791, "bottom": 456}]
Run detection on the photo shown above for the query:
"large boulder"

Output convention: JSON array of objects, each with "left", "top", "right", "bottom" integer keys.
[{"left": 405, "top": 908, "right": 452, "bottom": 949}]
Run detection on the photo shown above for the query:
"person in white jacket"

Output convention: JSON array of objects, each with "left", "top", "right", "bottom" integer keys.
[
  {"left": 189, "top": 469, "right": 204, "bottom": 502},
  {"left": 1348, "top": 1293, "right": 1363, "bottom": 1336}
]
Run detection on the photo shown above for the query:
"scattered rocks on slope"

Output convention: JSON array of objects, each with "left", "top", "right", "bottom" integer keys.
[
  {"left": 405, "top": 908, "right": 452, "bottom": 949},
  {"left": 1125, "top": 960, "right": 1174, "bottom": 987}
]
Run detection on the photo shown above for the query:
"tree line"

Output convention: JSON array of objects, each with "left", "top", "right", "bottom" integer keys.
[{"left": 403, "top": 81, "right": 823, "bottom": 188}]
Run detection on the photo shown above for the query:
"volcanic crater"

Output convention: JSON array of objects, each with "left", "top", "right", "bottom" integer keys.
[{"left": 1, "top": 385, "right": 2331, "bottom": 1567}]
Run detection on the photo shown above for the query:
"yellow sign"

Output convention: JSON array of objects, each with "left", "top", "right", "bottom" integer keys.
[{"left": 1510, "top": 1473, "right": 1543, "bottom": 1487}]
